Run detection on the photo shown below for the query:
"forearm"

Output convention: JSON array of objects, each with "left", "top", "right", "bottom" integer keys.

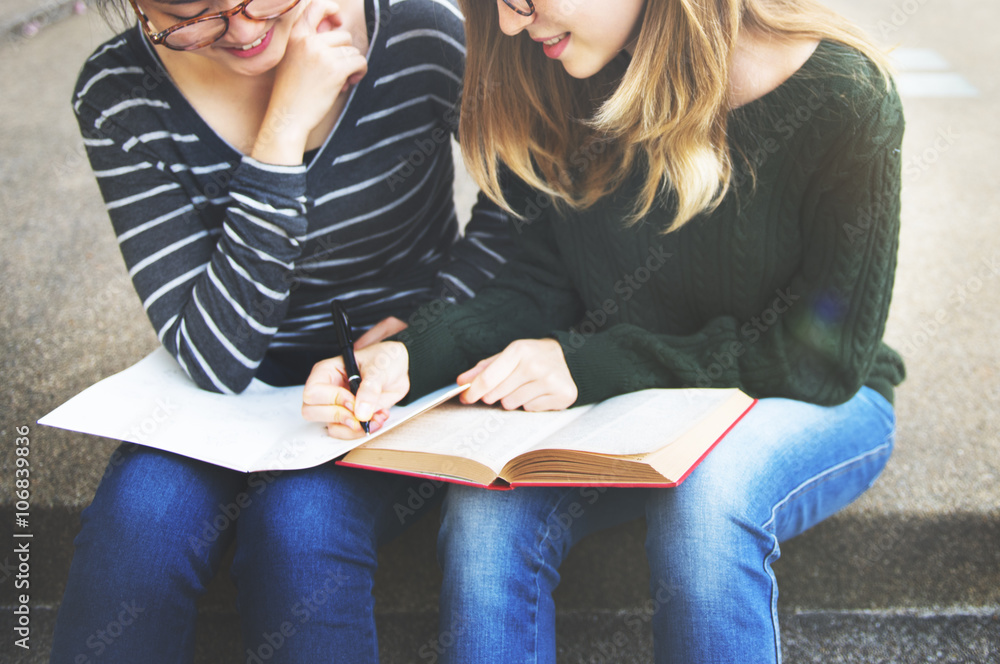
[
  {"left": 428, "top": 192, "right": 516, "bottom": 304},
  {"left": 86, "top": 117, "right": 308, "bottom": 392},
  {"left": 399, "top": 266, "right": 584, "bottom": 401}
]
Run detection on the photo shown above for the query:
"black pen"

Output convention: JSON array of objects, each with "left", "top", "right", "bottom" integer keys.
[{"left": 331, "top": 300, "right": 370, "bottom": 434}]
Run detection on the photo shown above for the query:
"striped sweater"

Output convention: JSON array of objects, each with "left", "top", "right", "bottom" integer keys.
[{"left": 72, "top": 0, "right": 513, "bottom": 393}]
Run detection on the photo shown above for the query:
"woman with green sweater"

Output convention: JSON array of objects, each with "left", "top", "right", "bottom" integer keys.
[{"left": 302, "top": 0, "right": 905, "bottom": 661}]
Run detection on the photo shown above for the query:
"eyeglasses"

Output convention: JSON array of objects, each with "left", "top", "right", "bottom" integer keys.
[
  {"left": 127, "top": 0, "right": 302, "bottom": 51},
  {"left": 501, "top": 0, "right": 535, "bottom": 17}
]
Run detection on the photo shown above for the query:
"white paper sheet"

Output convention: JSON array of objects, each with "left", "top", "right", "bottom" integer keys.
[{"left": 38, "top": 348, "right": 464, "bottom": 472}]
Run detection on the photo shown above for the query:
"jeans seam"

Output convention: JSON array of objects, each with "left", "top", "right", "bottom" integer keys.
[
  {"left": 771, "top": 439, "right": 893, "bottom": 521},
  {"left": 766, "top": 534, "right": 782, "bottom": 664},
  {"left": 531, "top": 490, "right": 579, "bottom": 664},
  {"left": 760, "top": 438, "right": 893, "bottom": 533},
  {"left": 759, "top": 433, "right": 894, "bottom": 664}
]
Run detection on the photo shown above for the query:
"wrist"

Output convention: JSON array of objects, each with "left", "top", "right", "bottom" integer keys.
[
  {"left": 251, "top": 109, "right": 310, "bottom": 166},
  {"left": 382, "top": 341, "right": 409, "bottom": 373}
]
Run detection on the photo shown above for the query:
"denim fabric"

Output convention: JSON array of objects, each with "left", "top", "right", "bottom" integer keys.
[
  {"left": 49, "top": 445, "right": 440, "bottom": 664},
  {"left": 436, "top": 387, "right": 896, "bottom": 664}
]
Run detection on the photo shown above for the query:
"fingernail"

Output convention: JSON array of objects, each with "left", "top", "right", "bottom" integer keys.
[{"left": 356, "top": 403, "right": 373, "bottom": 421}]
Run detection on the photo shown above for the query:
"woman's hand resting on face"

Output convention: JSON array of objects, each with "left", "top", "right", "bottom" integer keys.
[
  {"left": 252, "top": 0, "right": 368, "bottom": 165},
  {"left": 457, "top": 339, "right": 578, "bottom": 412}
]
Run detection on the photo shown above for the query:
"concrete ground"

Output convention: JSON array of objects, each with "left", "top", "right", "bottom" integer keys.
[{"left": 1, "top": 0, "right": 998, "bottom": 662}]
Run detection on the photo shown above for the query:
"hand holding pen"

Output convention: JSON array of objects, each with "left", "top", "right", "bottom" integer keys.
[
  {"left": 301, "top": 305, "right": 412, "bottom": 439},
  {"left": 331, "top": 300, "right": 368, "bottom": 433}
]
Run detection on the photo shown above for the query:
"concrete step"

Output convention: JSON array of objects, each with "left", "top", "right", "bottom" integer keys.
[
  {"left": 4, "top": 606, "right": 998, "bottom": 663},
  {"left": 5, "top": 504, "right": 1000, "bottom": 614}
]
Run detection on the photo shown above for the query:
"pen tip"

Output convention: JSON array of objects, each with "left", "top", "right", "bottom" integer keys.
[{"left": 361, "top": 421, "right": 370, "bottom": 435}]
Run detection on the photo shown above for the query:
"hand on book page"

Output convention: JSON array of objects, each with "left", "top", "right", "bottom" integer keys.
[
  {"left": 457, "top": 339, "right": 578, "bottom": 412},
  {"left": 302, "top": 341, "right": 410, "bottom": 439}
]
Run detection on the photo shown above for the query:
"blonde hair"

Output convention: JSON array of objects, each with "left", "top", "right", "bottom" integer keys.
[{"left": 456, "top": 0, "right": 891, "bottom": 232}]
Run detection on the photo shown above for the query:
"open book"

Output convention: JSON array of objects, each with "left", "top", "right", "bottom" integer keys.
[
  {"left": 39, "top": 348, "right": 755, "bottom": 488},
  {"left": 340, "top": 387, "right": 755, "bottom": 488}
]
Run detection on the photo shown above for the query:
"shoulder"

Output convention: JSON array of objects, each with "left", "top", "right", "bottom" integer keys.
[
  {"left": 72, "top": 27, "right": 173, "bottom": 133},
  {"left": 739, "top": 40, "right": 903, "bottom": 167},
  {"left": 376, "top": 0, "right": 465, "bottom": 42},
  {"left": 800, "top": 41, "right": 904, "bottom": 141},
  {"left": 370, "top": 0, "right": 467, "bottom": 84},
  {"left": 73, "top": 27, "right": 151, "bottom": 104}
]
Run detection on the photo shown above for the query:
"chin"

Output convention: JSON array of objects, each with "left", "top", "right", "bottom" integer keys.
[
  {"left": 561, "top": 61, "right": 597, "bottom": 79},
  {"left": 559, "top": 54, "right": 611, "bottom": 80},
  {"left": 218, "top": 48, "right": 284, "bottom": 77}
]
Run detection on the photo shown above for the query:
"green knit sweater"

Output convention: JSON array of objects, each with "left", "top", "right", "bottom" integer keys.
[{"left": 398, "top": 41, "right": 906, "bottom": 407}]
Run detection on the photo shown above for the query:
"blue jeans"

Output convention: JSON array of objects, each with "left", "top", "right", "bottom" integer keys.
[
  {"left": 436, "top": 387, "right": 896, "bottom": 664},
  {"left": 49, "top": 445, "right": 441, "bottom": 663}
]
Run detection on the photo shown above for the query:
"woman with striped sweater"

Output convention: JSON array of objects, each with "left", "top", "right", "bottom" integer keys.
[{"left": 50, "top": 0, "right": 512, "bottom": 661}]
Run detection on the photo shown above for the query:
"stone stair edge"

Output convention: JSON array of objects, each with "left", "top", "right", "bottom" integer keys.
[
  {"left": 4, "top": 504, "right": 998, "bottom": 612},
  {"left": 3, "top": 605, "right": 999, "bottom": 664},
  {"left": 0, "top": 0, "right": 82, "bottom": 41}
]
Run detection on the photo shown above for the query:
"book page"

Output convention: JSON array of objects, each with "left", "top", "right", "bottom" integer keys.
[
  {"left": 362, "top": 383, "right": 470, "bottom": 439},
  {"left": 352, "top": 402, "right": 592, "bottom": 474},
  {"left": 523, "top": 388, "right": 744, "bottom": 457}
]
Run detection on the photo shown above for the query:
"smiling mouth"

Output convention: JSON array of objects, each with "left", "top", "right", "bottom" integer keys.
[
  {"left": 237, "top": 34, "right": 267, "bottom": 50},
  {"left": 541, "top": 33, "right": 569, "bottom": 46}
]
